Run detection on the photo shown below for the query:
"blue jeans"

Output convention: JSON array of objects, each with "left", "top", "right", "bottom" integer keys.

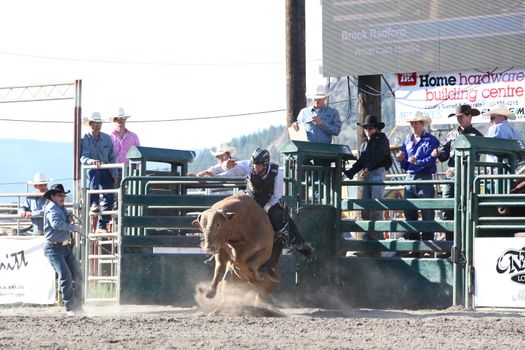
[
  {"left": 359, "top": 168, "right": 386, "bottom": 240},
  {"left": 88, "top": 169, "right": 115, "bottom": 229},
  {"left": 404, "top": 173, "right": 435, "bottom": 240},
  {"left": 44, "top": 244, "right": 83, "bottom": 311}
]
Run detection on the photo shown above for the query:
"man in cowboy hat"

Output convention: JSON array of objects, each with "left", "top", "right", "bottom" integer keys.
[
  {"left": 344, "top": 115, "right": 392, "bottom": 238},
  {"left": 432, "top": 104, "right": 483, "bottom": 236},
  {"left": 396, "top": 111, "right": 440, "bottom": 242},
  {"left": 43, "top": 184, "right": 83, "bottom": 315},
  {"left": 484, "top": 105, "right": 524, "bottom": 143},
  {"left": 192, "top": 144, "right": 248, "bottom": 177},
  {"left": 80, "top": 112, "right": 117, "bottom": 233},
  {"left": 292, "top": 84, "right": 342, "bottom": 144},
  {"left": 110, "top": 108, "right": 140, "bottom": 185},
  {"left": 19, "top": 172, "right": 51, "bottom": 235}
]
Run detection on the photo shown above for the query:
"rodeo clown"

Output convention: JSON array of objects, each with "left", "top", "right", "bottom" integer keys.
[{"left": 235, "top": 148, "right": 315, "bottom": 281}]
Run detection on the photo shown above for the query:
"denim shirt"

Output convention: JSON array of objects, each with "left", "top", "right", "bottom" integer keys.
[
  {"left": 400, "top": 131, "right": 439, "bottom": 175},
  {"left": 297, "top": 105, "right": 342, "bottom": 143},
  {"left": 44, "top": 201, "right": 74, "bottom": 242},
  {"left": 20, "top": 195, "right": 46, "bottom": 232},
  {"left": 487, "top": 120, "right": 525, "bottom": 143},
  {"left": 80, "top": 132, "right": 116, "bottom": 165}
]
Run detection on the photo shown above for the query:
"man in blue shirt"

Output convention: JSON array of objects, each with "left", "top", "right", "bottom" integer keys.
[
  {"left": 484, "top": 105, "right": 525, "bottom": 163},
  {"left": 484, "top": 105, "right": 524, "bottom": 141},
  {"left": 80, "top": 112, "right": 116, "bottom": 233},
  {"left": 293, "top": 85, "right": 342, "bottom": 144},
  {"left": 396, "top": 111, "right": 439, "bottom": 241},
  {"left": 43, "top": 184, "right": 82, "bottom": 315},
  {"left": 20, "top": 172, "right": 50, "bottom": 235}
]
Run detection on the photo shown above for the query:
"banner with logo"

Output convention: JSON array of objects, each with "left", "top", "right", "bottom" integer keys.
[
  {"left": 474, "top": 237, "right": 525, "bottom": 308},
  {"left": 0, "top": 237, "right": 55, "bottom": 304},
  {"left": 394, "top": 67, "right": 525, "bottom": 125}
]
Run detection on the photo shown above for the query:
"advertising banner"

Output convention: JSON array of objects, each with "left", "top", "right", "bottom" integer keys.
[
  {"left": 0, "top": 237, "right": 55, "bottom": 304},
  {"left": 394, "top": 68, "right": 525, "bottom": 125},
  {"left": 474, "top": 237, "right": 525, "bottom": 308}
]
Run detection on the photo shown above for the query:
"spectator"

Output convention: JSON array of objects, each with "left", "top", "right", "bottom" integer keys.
[
  {"left": 80, "top": 112, "right": 116, "bottom": 233},
  {"left": 235, "top": 148, "right": 315, "bottom": 282},
  {"left": 191, "top": 145, "right": 246, "bottom": 177},
  {"left": 432, "top": 104, "right": 483, "bottom": 239},
  {"left": 396, "top": 111, "right": 439, "bottom": 241},
  {"left": 484, "top": 105, "right": 525, "bottom": 162},
  {"left": 344, "top": 115, "right": 392, "bottom": 239},
  {"left": 292, "top": 84, "right": 342, "bottom": 144},
  {"left": 19, "top": 172, "right": 51, "bottom": 235},
  {"left": 43, "top": 184, "right": 82, "bottom": 316},
  {"left": 110, "top": 108, "right": 140, "bottom": 185}
]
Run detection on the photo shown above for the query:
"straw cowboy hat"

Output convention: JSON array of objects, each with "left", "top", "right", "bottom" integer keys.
[
  {"left": 357, "top": 114, "right": 385, "bottom": 130},
  {"left": 210, "top": 145, "right": 236, "bottom": 157},
  {"left": 111, "top": 107, "right": 131, "bottom": 122},
  {"left": 306, "top": 84, "right": 330, "bottom": 99},
  {"left": 482, "top": 105, "right": 516, "bottom": 120},
  {"left": 28, "top": 172, "right": 52, "bottom": 185},
  {"left": 82, "top": 112, "right": 104, "bottom": 126},
  {"left": 405, "top": 111, "right": 432, "bottom": 125},
  {"left": 43, "top": 184, "right": 70, "bottom": 200},
  {"left": 449, "top": 104, "right": 481, "bottom": 117}
]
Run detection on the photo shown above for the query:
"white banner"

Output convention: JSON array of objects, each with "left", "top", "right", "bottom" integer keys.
[
  {"left": 0, "top": 237, "right": 55, "bottom": 304},
  {"left": 394, "top": 68, "right": 525, "bottom": 125},
  {"left": 474, "top": 237, "right": 525, "bottom": 308}
]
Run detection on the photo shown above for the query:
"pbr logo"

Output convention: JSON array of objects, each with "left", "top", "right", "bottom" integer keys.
[
  {"left": 397, "top": 73, "right": 417, "bottom": 86},
  {"left": 496, "top": 247, "right": 525, "bottom": 284}
]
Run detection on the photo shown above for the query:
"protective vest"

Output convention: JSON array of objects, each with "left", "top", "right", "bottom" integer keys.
[{"left": 246, "top": 163, "right": 279, "bottom": 207}]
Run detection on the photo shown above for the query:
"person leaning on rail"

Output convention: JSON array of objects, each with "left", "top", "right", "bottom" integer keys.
[
  {"left": 395, "top": 111, "right": 439, "bottom": 245},
  {"left": 344, "top": 115, "right": 392, "bottom": 240},
  {"left": 80, "top": 112, "right": 117, "bottom": 233},
  {"left": 43, "top": 184, "right": 83, "bottom": 316},
  {"left": 431, "top": 104, "right": 483, "bottom": 240},
  {"left": 19, "top": 172, "right": 51, "bottom": 235}
]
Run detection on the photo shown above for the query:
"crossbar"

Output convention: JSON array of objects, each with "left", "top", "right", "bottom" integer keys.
[
  {"left": 342, "top": 198, "right": 454, "bottom": 211},
  {"left": 341, "top": 220, "right": 454, "bottom": 232}
]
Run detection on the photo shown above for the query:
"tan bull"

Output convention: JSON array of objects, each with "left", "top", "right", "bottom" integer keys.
[{"left": 192, "top": 193, "right": 280, "bottom": 302}]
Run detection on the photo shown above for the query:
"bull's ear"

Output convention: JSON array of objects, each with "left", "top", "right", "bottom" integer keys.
[{"left": 191, "top": 220, "right": 201, "bottom": 228}]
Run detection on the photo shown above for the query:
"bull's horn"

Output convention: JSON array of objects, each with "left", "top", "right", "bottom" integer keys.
[{"left": 220, "top": 211, "right": 235, "bottom": 220}]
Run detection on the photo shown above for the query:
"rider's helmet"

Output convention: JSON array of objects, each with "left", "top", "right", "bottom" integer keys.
[{"left": 251, "top": 148, "right": 270, "bottom": 166}]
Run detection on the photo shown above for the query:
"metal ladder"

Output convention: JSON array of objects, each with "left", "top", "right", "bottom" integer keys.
[{"left": 80, "top": 164, "right": 123, "bottom": 303}]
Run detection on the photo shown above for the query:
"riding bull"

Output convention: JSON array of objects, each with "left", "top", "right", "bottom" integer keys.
[{"left": 192, "top": 193, "right": 280, "bottom": 301}]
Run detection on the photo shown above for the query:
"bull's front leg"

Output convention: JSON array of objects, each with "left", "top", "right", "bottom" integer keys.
[{"left": 208, "top": 249, "right": 228, "bottom": 298}]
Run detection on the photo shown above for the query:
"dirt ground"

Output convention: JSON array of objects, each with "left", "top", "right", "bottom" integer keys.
[{"left": 1, "top": 304, "right": 525, "bottom": 349}]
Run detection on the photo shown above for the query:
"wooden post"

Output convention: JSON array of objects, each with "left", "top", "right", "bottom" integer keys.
[
  {"left": 285, "top": 0, "right": 306, "bottom": 127},
  {"left": 357, "top": 75, "right": 382, "bottom": 146}
]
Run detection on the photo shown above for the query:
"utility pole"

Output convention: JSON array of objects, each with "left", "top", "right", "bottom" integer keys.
[
  {"left": 357, "top": 75, "right": 382, "bottom": 146},
  {"left": 285, "top": 0, "right": 306, "bottom": 127}
]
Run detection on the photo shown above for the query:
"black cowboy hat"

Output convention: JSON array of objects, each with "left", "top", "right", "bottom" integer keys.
[
  {"left": 357, "top": 114, "right": 385, "bottom": 130},
  {"left": 449, "top": 104, "right": 481, "bottom": 117},
  {"left": 43, "top": 184, "right": 70, "bottom": 199}
]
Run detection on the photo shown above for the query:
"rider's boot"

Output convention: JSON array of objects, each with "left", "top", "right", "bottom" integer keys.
[{"left": 260, "top": 239, "right": 284, "bottom": 283}]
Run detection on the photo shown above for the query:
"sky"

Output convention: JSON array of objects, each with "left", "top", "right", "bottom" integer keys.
[{"left": 0, "top": 0, "right": 324, "bottom": 151}]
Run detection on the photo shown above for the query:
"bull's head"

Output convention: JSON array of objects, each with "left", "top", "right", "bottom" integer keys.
[{"left": 192, "top": 208, "right": 235, "bottom": 254}]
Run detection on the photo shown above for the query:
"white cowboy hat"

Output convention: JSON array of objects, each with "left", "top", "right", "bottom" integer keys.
[
  {"left": 28, "top": 172, "right": 52, "bottom": 185},
  {"left": 405, "top": 111, "right": 432, "bottom": 125},
  {"left": 482, "top": 105, "right": 516, "bottom": 120},
  {"left": 210, "top": 145, "right": 236, "bottom": 157},
  {"left": 306, "top": 84, "right": 330, "bottom": 99},
  {"left": 111, "top": 107, "right": 131, "bottom": 122},
  {"left": 82, "top": 112, "right": 104, "bottom": 126}
]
